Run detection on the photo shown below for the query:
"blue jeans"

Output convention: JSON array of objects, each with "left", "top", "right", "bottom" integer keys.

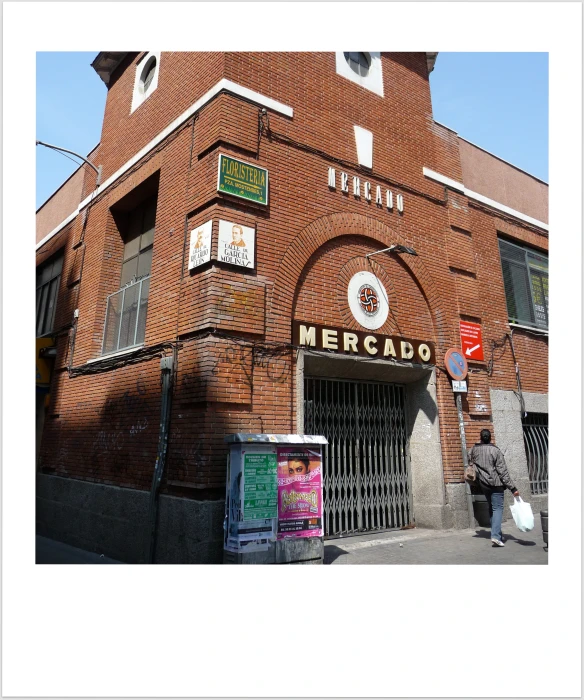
[{"left": 485, "top": 488, "right": 505, "bottom": 541}]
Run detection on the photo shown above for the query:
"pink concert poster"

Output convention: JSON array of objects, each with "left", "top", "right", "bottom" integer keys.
[{"left": 276, "top": 447, "right": 323, "bottom": 539}]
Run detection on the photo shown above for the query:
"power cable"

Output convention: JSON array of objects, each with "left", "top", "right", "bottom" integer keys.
[
  {"left": 46, "top": 148, "right": 85, "bottom": 170},
  {"left": 259, "top": 112, "right": 447, "bottom": 207}
]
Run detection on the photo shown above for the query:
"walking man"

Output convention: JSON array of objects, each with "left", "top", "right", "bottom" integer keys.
[{"left": 469, "top": 429, "right": 519, "bottom": 547}]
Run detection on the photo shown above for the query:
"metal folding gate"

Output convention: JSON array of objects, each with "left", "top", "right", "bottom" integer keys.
[{"left": 304, "top": 377, "right": 412, "bottom": 537}]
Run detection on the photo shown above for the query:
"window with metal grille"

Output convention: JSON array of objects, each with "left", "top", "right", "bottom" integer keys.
[
  {"left": 36, "top": 252, "right": 63, "bottom": 337},
  {"left": 102, "top": 197, "right": 156, "bottom": 355},
  {"left": 522, "top": 413, "right": 548, "bottom": 495},
  {"left": 498, "top": 238, "right": 548, "bottom": 329}
]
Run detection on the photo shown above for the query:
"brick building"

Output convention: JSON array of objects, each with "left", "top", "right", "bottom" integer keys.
[{"left": 36, "top": 52, "right": 548, "bottom": 563}]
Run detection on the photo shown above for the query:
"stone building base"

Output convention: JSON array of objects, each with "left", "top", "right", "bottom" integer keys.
[
  {"left": 490, "top": 389, "right": 549, "bottom": 516},
  {"left": 36, "top": 474, "right": 225, "bottom": 564}
]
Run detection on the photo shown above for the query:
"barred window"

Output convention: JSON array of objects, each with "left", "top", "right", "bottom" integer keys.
[
  {"left": 36, "top": 252, "right": 63, "bottom": 337},
  {"left": 522, "top": 413, "right": 548, "bottom": 495},
  {"left": 498, "top": 238, "right": 548, "bottom": 329}
]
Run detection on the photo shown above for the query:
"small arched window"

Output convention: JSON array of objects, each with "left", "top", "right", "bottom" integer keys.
[
  {"left": 131, "top": 52, "right": 160, "bottom": 113},
  {"left": 344, "top": 52, "right": 371, "bottom": 78},
  {"left": 141, "top": 57, "right": 156, "bottom": 94}
]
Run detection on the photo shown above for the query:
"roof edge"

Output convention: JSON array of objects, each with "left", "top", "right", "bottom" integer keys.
[
  {"left": 426, "top": 52, "right": 438, "bottom": 74},
  {"left": 458, "top": 135, "right": 549, "bottom": 186},
  {"left": 36, "top": 143, "right": 101, "bottom": 213},
  {"left": 91, "top": 51, "right": 440, "bottom": 83},
  {"left": 91, "top": 52, "right": 128, "bottom": 85}
]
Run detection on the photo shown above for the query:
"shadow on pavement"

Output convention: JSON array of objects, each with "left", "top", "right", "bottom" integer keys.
[
  {"left": 323, "top": 545, "right": 349, "bottom": 564},
  {"left": 471, "top": 529, "right": 536, "bottom": 547},
  {"left": 503, "top": 533, "right": 537, "bottom": 547},
  {"left": 36, "top": 536, "right": 122, "bottom": 564}
]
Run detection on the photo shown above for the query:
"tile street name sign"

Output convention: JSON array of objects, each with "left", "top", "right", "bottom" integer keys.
[
  {"left": 218, "top": 154, "right": 268, "bottom": 205},
  {"left": 293, "top": 321, "right": 435, "bottom": 365}
]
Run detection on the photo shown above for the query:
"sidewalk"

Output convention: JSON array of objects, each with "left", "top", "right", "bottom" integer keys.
[
  {"left": 36, "top": 536, "right": 122, "bottom": 564},
  {"left": 324, "top": 517, "right": 548, "bottom": 565},
  {"left": 37, "top": 518, "right": 548, "bottom": 565}
]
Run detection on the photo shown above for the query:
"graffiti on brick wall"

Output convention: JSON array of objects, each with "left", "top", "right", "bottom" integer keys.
[
  {"left": 89, "top": 377, "right": 152, "bottom": 470},
  {"left": 129, "top": 418, "right": 149, "bottom": 435},
  {"left": 102, "top": 378, "right": 149, "bottom": 426},
  {"left": 210, "top": 344, "right": 290, "bottom": 386},
  {"left": 180, "top": 371, "right": 205, "bottom": 391},
  {"left": 169, "top": 422, "right": 209, "bottom": 479},
  {"left": 92, "top": 429, "right": 125, "bottom": 455}
]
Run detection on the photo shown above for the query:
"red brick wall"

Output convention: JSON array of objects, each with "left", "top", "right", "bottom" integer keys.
[
  {"left": 37, "top": 146, "right": 100, "bottom": 243},
  {"left": 94, "top": 52, "right": 226, "bottom": 186},
  {"left": 459, "top": 138, "right": 549, "bottom": 224},
  {"left": 37, "top": 52, "right": 548, "bottom": 494}
]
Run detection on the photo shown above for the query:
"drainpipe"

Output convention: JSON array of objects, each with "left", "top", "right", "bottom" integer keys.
[
  {"left": 146, "top": 353, "right": 175, "bottom": 563},
  {"left": 508, "top": 330, "right": 527, "bottom": 418},
  {"left": 455, "top": 392, "right": 475, "bottom": 528}
]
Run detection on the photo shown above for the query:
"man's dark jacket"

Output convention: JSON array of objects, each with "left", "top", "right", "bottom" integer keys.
[{"left": 468, "top": 442, "right": 517, "bottom": 492}]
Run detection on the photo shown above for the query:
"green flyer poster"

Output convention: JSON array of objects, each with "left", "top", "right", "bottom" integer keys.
[{"left": 243, "top": 453, "right": 278, "bottom": 519}]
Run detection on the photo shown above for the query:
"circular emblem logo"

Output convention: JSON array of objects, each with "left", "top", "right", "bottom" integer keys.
[
  {"left": 358, "top": 285, "right": 379, "bottom": 315},
  {"left": 347, "top": 271, "right": 389, "bottom": 330}
]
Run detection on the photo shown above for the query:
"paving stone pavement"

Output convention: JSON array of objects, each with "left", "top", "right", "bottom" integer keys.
[{"left": 324, "top": 517, "right": 548, "bottom": 565}]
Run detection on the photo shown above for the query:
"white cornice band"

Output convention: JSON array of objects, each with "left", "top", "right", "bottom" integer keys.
[
  {"left": 422, "top": 167, "right": 549, "bottom": 231},
  {"left": 36, "top": 79, "right": 293, "bottom": 252},
  {"left": 36, "top": 89, "right": 549, "bottom": 254}
]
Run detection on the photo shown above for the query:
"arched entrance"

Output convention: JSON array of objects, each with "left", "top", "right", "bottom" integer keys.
[{"left": 272, "top": 213, "right": 450, "bottom": 536}]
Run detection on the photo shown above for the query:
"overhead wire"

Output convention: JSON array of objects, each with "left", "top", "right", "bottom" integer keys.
[
  {"left": 47, "top": 148, "right": 86, "bottom": 170},
  {"left": 259, "top": 110, "right": 448, "bottom": 208}
]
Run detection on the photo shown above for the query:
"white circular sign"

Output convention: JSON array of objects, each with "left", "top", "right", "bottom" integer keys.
[{"left": 347, "top": 271, "right": 389, "bottom": 330}]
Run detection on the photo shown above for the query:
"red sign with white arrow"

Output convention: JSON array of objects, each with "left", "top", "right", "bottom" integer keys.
[{"left": 460, "top": 321, "right": 484, "bottom": 361}]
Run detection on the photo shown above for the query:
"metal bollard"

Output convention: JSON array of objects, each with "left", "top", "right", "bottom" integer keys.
[{"left": 540, "top": 510, "right": 548, "bottom": 546}]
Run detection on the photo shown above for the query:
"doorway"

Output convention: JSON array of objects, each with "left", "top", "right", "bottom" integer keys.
[{"left": 304, "top": 377, "right": 412, "bottom": 537}]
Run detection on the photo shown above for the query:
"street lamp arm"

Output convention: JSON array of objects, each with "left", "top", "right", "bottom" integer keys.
[
  {"left": 365, "top": 244, "right": 418, "bottom": 258},
  {"left": 36, "top": 140, "right": 102, "bottom": 184}
]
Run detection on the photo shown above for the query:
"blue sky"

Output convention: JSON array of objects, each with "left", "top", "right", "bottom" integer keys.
[
  {"left": 35, "top": 52, "right": 549, "bottom": 209},
  {"left": 429, "top": 52, "right": 548, "bottom": 183},
  {"left": 36, "top": 52, "right": 107, "bottom": 210}
]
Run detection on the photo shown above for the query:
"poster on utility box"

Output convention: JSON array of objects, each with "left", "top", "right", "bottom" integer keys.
[{"left": 277, "top": 447, "right": 323, "bottom": 538}]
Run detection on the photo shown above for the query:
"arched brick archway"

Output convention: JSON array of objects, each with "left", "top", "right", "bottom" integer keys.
[{"left": 268, "top": 212, "right": 451, "bottom": 349}]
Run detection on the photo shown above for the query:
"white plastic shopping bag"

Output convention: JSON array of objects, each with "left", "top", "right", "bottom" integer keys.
[{"left": 510, "top": 497, "right": 535, "bottom": 532}]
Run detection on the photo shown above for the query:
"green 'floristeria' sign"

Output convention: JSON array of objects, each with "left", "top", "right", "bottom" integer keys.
[{"left": 217, "top": 154, "right": 268, "bottom": 205}]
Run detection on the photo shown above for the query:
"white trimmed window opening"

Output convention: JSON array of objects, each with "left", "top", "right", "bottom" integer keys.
[
  {"left": 131, "top": 51, "right": 160, "bottom": 113},
  {"left": 336, "top": 51, "right": 383, "bottom": 97}
]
